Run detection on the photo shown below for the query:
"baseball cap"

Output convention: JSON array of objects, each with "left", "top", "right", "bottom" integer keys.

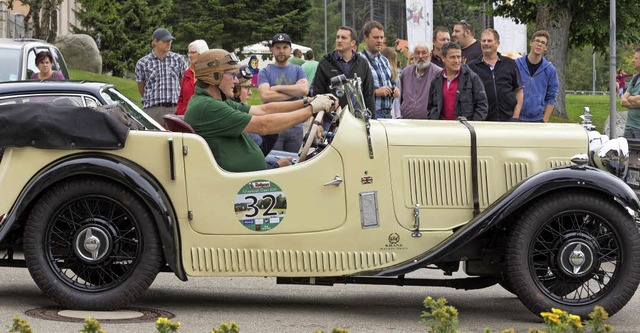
[
  {"left": 152, "top": 28, "right": 175, "bottom": 41},
  {"left": 271, "top": 33, "right": 292, "bottom": 47}
]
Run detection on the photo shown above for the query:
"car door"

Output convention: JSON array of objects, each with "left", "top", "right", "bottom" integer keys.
[{"left": 181, "top": 135, "right": 347, "bottom": 236}]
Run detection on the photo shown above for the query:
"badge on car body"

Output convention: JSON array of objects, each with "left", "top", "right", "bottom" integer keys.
[{"left": 235, "top": 180, "right": 286, "bottom": 232}]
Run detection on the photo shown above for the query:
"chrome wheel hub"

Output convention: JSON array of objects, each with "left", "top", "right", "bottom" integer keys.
[
  {"left": 558, "top": 240, "right": 596, "bottom": 277},
  {"left": 74, "top": 224, "right": 112, "bottom": 263}
]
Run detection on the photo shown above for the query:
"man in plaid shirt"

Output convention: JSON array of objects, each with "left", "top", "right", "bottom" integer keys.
[
  {"left": 359, "top": 21, "right": 399, "bottom": 119},
  {"left": 135, "top": 28, "right": 187, "bottom": 127}
]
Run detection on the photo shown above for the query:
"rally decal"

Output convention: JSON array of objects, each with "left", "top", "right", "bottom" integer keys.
[{"left": 235, "top": 180, "right": 286, "bottom": 232}]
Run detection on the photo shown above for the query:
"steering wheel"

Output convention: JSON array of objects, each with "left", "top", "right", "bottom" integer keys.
[{"left": 298, "top": 110, "right": 325, "bottom": 162}]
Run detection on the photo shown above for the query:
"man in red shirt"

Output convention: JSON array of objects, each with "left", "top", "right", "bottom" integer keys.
[{"left": 427, "top": 42, "right": 487, "bottom": 120}]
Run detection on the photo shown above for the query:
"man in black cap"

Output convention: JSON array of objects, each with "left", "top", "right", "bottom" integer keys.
[
  {"left": 257, "top": 33, "right": 309, "bottom": 153},
  {"left": 135, "top": 27, "right": 187, "bottom": 127}
]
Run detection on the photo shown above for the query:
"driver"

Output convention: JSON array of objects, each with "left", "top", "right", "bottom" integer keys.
[{"left": 184, "top": 49, "right": 337, "bottom": 172}]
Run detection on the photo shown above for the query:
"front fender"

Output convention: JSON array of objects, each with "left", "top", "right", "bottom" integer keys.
[
  {"left": 0, "top": 153, "right": 186, "bottom": 281},
  {"left": 378, "top": 166, "right": 640, "bottom": 276}
]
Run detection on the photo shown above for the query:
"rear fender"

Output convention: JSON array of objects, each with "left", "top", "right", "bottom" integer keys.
[
  {"left": 0, "top": 153, "right": 186, "bottom": 280},
  {"left": 378, "top": 166, "right": 640, "bottom": 276}
]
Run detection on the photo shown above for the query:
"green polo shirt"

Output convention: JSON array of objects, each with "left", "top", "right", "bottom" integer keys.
[{"left": 184, "top": 86, "right": 265, "bottom": 172}]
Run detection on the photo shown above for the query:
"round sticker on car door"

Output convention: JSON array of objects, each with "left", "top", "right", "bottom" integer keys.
[{"left": 235, "top": 180, "right": 286, "bottom": 232}]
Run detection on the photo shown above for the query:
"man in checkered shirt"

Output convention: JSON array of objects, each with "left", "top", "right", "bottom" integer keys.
[
  {"left": 135, "top": 27, "right": 187, "bottom": 127},
  {"left": 359, "top": 21, "right": 400, "bottom": 119}
]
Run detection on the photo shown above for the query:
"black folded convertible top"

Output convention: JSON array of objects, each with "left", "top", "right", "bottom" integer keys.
[{"left": 0, "top": 104, "right": 129, "bottom": 150}]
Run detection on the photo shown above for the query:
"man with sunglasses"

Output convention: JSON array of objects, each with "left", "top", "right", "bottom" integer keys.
[
  {"left": 452, "top": 20, "right": 481, "bottom": 64},
  {"left": 515, "top": 30, "right": 559, "bottom": 122},
  {"left": 184, "top": 49, "right": 336, "bottom": 173},
  {"left": 258, "top": 33, "right": 310, "bottom": 153}
]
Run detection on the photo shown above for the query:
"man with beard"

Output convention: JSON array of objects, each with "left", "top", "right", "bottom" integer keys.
[
  {"left": 399, "top": 42, "right": 442, "bottom": 119},
  {"left": 312, "top": 26, "right": 375, "bottom": 114},
  {"left": 431, "top": 27, "right": 450, "bottom": 68},
  {"left": 452, "top": 20, "right": 481, "bottom": 65},
  {"left": 467, "top": 28, "right": 523, "bottom": 121},
  {"left": 185, "top": 49, "right": 336, "bottom": 172},
  {"left": 258, "top": 33, "right": 310, "bottom": 153}
]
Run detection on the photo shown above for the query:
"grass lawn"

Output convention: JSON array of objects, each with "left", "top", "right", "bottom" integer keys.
[{"left": 69, "top": 69, "right": 622, "bottom": 131}]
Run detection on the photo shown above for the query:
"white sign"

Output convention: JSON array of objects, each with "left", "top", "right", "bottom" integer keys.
[
  {"left": 493, "top": 15, "right": 527, "bottom": 56},
  {"left": 406, "top": 0, "right": 433, "bottom": 51}
]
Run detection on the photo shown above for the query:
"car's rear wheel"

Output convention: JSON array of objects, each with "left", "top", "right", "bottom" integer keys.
[
  {"left": 23, "top": 177, "right": 163, "bottom": 310},
  {"left": 506, "top": 191, "right": 640, "bottom": 317}
]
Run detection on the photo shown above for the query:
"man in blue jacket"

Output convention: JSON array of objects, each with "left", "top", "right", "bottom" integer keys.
[{"left": 515, "top": 30, "right": 559, "bottom": 122}]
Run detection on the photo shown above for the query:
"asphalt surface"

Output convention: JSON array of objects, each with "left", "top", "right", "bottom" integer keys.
[{"left": 0, "top": 268, "right": 638, "bottom": 333}]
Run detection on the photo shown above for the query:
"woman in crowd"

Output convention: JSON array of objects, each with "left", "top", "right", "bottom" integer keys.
[
  {"left": 30, "top": 51, "right": 65, "bottom": 80},
  {"left": 381, "top": 47, "right": 401, "bottom": 118},
  {"left": 176, "top": 39, "right": 209, "bottom": 115}
]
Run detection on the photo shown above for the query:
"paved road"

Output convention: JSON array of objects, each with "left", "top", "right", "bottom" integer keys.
[{"left": 0, "top": 268, "right": 638, "bottom": 333}]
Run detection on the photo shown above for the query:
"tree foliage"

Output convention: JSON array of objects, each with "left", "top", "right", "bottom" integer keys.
[
  {"left": 72, "top": 0, "right": 172, "bottom": 77},
  {"left": 167, "top": 0, "right": 312, "bottom": 53},
  {"left": 8, "top": 0, "right": 64, "bottom": 42}
]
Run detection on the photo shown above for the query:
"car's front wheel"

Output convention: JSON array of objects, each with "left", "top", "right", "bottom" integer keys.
[
  {"left": 23, "top": 177, "right": 163, "bottom": 310},
  {"left": 506, "top": 191, "right": 640, "bottom": 318}
]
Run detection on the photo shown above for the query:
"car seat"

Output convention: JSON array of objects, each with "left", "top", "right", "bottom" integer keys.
[{"left": 163, "top": 114, "right": 195, "bottom": 133}]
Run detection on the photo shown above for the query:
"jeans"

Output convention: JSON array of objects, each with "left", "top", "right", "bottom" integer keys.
[
  {"left": 624, "top": 127, "right": 640, "bottom": 139},
  {"left": 376, "top": 110, "right": 393, "bottom": 119},
  {"left": 273, "top": 125, "right": 303, "bottom": 153}
]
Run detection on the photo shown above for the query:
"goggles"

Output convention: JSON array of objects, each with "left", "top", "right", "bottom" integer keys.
[{"left": 195, "top": 52, "right": 239, "bottom": 71}]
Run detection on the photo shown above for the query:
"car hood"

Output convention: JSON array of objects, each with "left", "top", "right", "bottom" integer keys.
[{"left": 380, "top": 119, "right": 587, "bottom": 150}]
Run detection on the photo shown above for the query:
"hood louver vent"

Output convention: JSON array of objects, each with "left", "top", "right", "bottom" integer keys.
[{"left": 406, "top": 158, "right": 490, "bottom": 208}]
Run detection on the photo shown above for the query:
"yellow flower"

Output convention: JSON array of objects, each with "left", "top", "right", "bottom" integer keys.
[{"left": 551, "top": 308, "right": 565, "bottom": 315}]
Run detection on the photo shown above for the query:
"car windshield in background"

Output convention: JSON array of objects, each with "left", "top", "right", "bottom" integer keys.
[
  {"left": 100, "top": 87, "right": 161, "bottom": 130},
  {"left": 0, "top": 49, "right": 21, "bottom": 81},
  {"left": 0, "top": 94, "right": 85, "bottom": 106}
]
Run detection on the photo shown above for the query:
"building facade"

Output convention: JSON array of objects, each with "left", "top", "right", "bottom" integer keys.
[{"left": 0, "top": 0, "right": 80, "bottom": 39}]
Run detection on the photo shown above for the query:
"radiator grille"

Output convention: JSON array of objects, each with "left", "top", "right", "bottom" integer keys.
[{"left": 189, "top": 248, "right": 397, "bottom": 273}]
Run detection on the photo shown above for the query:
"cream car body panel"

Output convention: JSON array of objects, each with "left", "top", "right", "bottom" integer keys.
[
  {"left": 0, "top": 87, "right": 638, "bottom": 316},
  {"left": 383, "top": 120, "right": 586, "bottom": 231}
]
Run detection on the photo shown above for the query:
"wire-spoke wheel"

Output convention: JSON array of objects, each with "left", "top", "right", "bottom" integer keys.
[
  {"left": 506, "top": 191, "right": 640, "bottom": 317},
  {"left": 24, "top": 178, "right": 163, "bottom": 310}
]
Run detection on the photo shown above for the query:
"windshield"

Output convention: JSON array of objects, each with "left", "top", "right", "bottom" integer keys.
[
  {"left": 0, "top": 49, "right": 21, "bottom": 81},
  {"left": 100, "top": 87, "right": 163, "bottom": 130}
]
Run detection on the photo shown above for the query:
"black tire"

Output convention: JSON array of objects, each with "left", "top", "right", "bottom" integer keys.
[
  {"left": 23, "top": 177, "right": 163, "bottom": 310},
  {"left": 506, "top": 191, "right": 640, "bottom": 318},
  {"left": 499, "top": 278, "right": 516, "bottom": 295}
]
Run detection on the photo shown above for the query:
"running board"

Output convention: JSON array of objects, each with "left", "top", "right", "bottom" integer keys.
[{"left": 276, "top": 275, "right": 500, "bottom": 290}]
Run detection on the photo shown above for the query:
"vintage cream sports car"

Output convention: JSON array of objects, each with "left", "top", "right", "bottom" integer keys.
[{"left": 0, "top": 75, "right": 638, "bottom": 318}]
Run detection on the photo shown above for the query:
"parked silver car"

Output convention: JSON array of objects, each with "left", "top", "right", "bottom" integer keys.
[{"left": 0, "top": 38, "right": 69, "bottom": 81}]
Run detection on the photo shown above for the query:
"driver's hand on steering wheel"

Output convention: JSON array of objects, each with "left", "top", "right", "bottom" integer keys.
[
  {"left": 276, "top": 157, "right": 293, "bottom": 167},
  {"left": 310, "top": 95, "right": 335, "bottom": 114},
  {"left": 315, "top": 124, "right": 324, "bottom": 139}
]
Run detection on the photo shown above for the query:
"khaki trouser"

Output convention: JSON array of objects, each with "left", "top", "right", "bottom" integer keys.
[{"left": 143, "top": 106, "right": 176, "bottom": 129}]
